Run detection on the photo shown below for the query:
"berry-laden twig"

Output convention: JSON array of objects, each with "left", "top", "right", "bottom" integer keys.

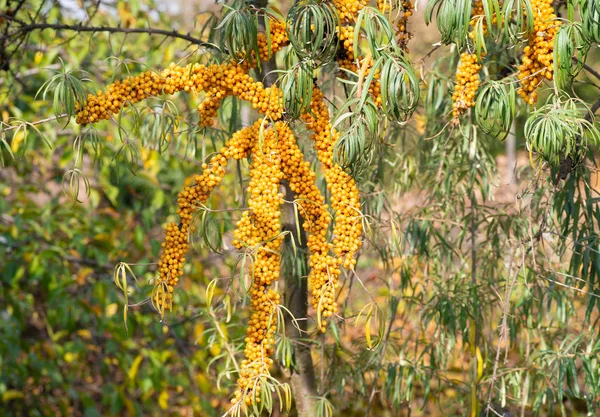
[
  {"left": 153, "top": 123, "right": 256, "bottom": 313},
  {"left": 302, "top": 87, "right": 363, "bottom": 332},
  {"left": 517, "top": 0, "right": 560, "bottom": 104},
  {"left": 231, "top": 123, "right": 284, "bottom": 408},
  {"left": 452, "top": 52, "right": 483, "bottom": 120},
  {"left": 451, "top": 1, "right": 488, "bottom": 122},
  {"left": 397, "top": 1, "right": 414, "bottom": 53},
  {"left": 73, "top": 14, "right": 365, "bottom": 408}
]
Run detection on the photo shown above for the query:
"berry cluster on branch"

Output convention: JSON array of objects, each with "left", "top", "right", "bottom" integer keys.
[
  {"left": 334, "top": 0, "right": 413, "bottom": 109},
  {"left": 452, "top": 52, "right": 483, "bottom": 119},
  {"left": 75, "top": 15, "right": 364, "bottom": 405},
  {"left": 451, "top": 1, "right": 486, "bottom": 121},
  {"left": 396, "top": 1, "right": 414, "bottom": 52},
  {"left": 231, "top": 123, "right": 284, "bottom": 406},
  {"left": 154, "top": 125, "right": 255, "bottom": 311},
  {"left": 517, "top": 0, "right": 560, "bottom": 104},
  {"left": 257, "top": 19, "right": 288, "bottom": 63},
  {"left": 302, "top": 87, "right": 363, "bottom": 331}
]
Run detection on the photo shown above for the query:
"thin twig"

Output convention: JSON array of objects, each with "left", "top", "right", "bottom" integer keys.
[
  {"left": 574, "top": 57, "right": 600, "bottom": 82},
  {"left": 484, "top": 247, "right": 522, "bottom": 417},
  {"left": 2, "top": 22, "right": 218, "bottom": 51},
  {"left": 1, "top": 114, "right": 67, "bottom": 132},
  {"left": 417, "top": 43, "right": 442, "bottom": 65},
  {"left": 364, "top": 296, "right": 400, "bottom": 417}
]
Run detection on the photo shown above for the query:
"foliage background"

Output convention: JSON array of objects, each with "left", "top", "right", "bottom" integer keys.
[{"left": 1, "top": 1, "right": 600, "bottom": 417}]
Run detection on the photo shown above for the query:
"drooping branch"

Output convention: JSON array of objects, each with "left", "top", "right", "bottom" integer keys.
[
  {"left": 71, "top": 16, "right": 363, "bottom": 410},
  {"left": 0, "top": 21, "right": 217, "bottom": 50}
]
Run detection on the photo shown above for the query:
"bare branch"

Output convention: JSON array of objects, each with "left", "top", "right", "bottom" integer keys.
[
  {"left": 574, "top": 57, "right": 600, "bottom": 83},
  {"left": 1, "top": 21, "right": 218, "bottom": 51}
]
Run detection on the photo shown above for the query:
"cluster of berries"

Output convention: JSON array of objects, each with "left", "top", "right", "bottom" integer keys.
[
  {"left": 76, "top": 14, "right": 364, "bottom": 409},
  {"left": 517, "top": 0, "right": 560, "bottom": 104}
]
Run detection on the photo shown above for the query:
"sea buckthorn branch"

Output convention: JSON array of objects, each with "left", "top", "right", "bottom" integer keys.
[
  {"left": 76, "top": 62, "right": 285, "bottom": 126},
  {"left": 231, "top": 124, "right": 284, "bottom": 408},
  {"left": 452, "top": 52, "right": 483, "bottom": 120},
  {"left": 74, "top": 60, "right": 285, "bottom": 312},
  {"left": 76, "top": 14, "right": 288, "bottom": 126},
  {"left": 517, "top": 0, "right": 560, "bottom": 105},
  {"left": 301, "top": 86, "right": 363, "bottom": 332},
  {"left": 451, "top": 1, "right": 487, "bottom": 121},
  {"left": 277, "top": 120, "right": 336, "bottom": 332},
  {"left": 196, "top": 17, "right": 288, "bottom": 128},
  {"left": 257, "top": 18, "right": 288, "bottom": 63},
  {"left": 333, "top": 0, "right": 369, "bottom": 24},
  {"left": 153, "top": 122, "right": 257, "bottom": 314},
  {"left": 396, "top": 1, "right": 414, "bottom": 52},
  {"left": 375, "top": 0, "right": 414, "bottom": 52},
  {"left": 72, "top": 8, "right": 364, "bottom": 406}
]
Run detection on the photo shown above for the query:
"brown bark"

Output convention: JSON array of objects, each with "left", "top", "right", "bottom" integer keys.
[
  {"left": 282, "top": 183, "right": 318, "bottom": 417},
  {"left": 251, "top": 4, "right": 318, "bottom": 411}
]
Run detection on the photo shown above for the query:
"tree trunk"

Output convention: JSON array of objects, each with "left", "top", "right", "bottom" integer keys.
[
  {"left": 248, "top": 5, "right": 318, "bottom": 411},
  {"left": 282, "top": 183, "right": 318, "bottom": 417}
]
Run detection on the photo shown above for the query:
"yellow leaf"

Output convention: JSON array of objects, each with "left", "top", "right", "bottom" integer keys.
[
  {"left": 128, "top": 354, "right": 144, "bottom": 381},
  {"left": 164, "top": 43, "right": 175, "bottom": 64},
  {"left": 76, "top": 329, "right": 92, "bottom": 340},
  {"left": 105, "top": 303, "right": 118, "bottom": 317},
  {"left": 10, "top": 130, "right": 24, "bottom": 153},
  {"left": 2, "top": 390, "right": 24, "bottom": 402},
  {"left": 160, "top": 351, "right": 172, "bottom": 362},
  {"left": 365, "top": 314, "right": 372, "bottom": 349},
  {"left": 64, "top": 352, "right": 77, "bottom": 363},
  {"left": 196, "top": 374, "right": 211, "bottom": 392},
  {"left": 140, "top": 148, "right": 160, "bottom": 174},
  {"left": 34, "top": 51, "right": 43, "bottom": 65},
  {"left": 158, "top": 390, "right": 169, "bottom": 410},
  {"left": 76, "top": 267, "right": 94, "bottom": 285},
  {"left": 205, "top": 279, "right": 218, "bottom": 307},
  {"left": 193, "top": 322, "right": 205, "bottom": 344},
  {"left": 52, "top": 330, "right": 69, "bottom": 342},
  {"left": 476, "top": 347, "right": 484, "bottom": 381},
  {"left": 124, "top": 398, "right": 136, "bottom": 416},
  {"left": 209, "top": 343, "right": 221, "bottom": 357}
]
